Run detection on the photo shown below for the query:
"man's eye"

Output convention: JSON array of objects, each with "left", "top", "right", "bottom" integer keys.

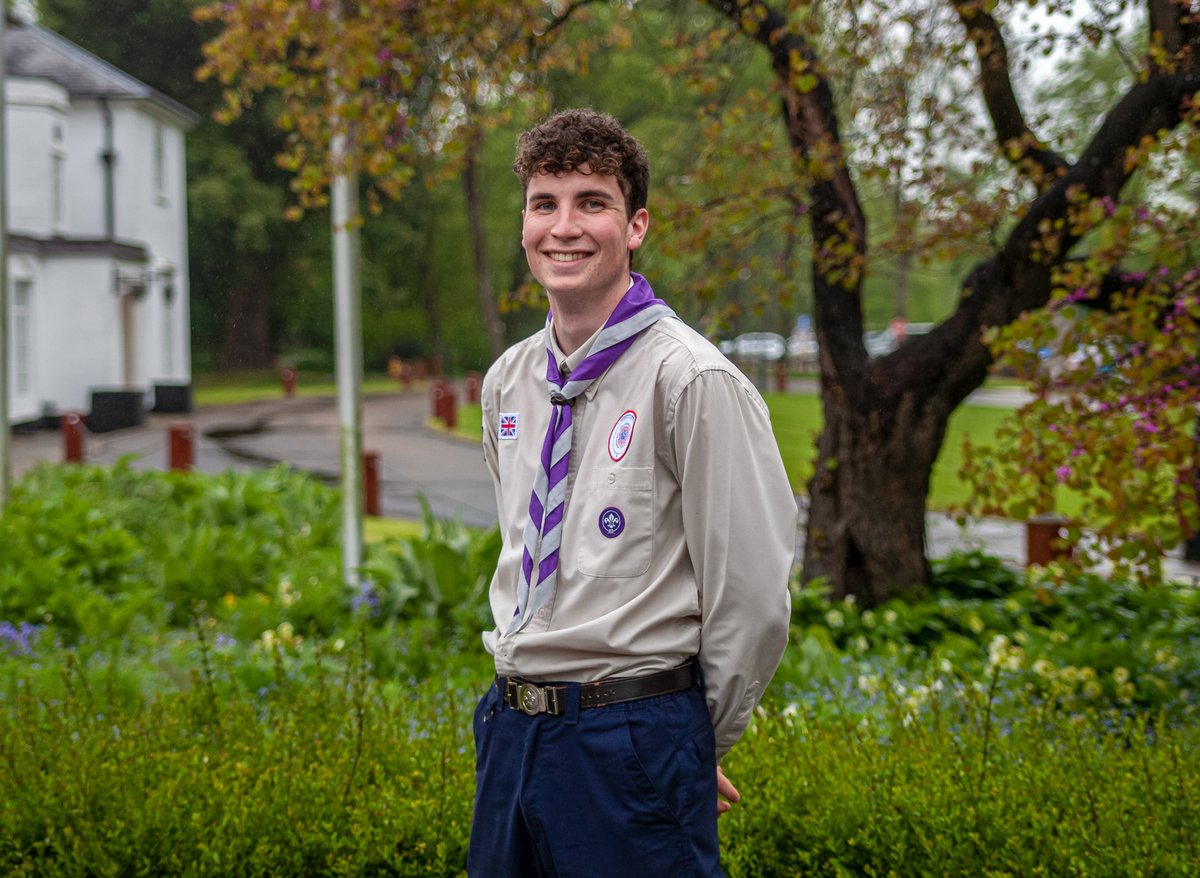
[
  {"left": 532, "top": 202, "right": 555, "bottom": 212},
  {"left": 584, "top": 200, "right": 605, "bottom": 210}
]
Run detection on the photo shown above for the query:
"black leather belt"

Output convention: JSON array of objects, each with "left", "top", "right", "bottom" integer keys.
[{"left": 498, "top": 661, "right": 696, "bottom": 716}]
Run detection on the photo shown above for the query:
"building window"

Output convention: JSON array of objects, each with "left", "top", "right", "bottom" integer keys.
[
  {"left": 162, "top": 283, "right": 175, "bottom": 374},
  {"left": 50, "top": 152, "right": 65, "bottom": 230},
  {"left": 13, "top": 280, "right": 32, "bottom": 396},
  {"left": 154, "top": 124, "right": 167, "bottom": 202}
]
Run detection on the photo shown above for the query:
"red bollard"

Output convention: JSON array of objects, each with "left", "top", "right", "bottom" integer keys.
[
  {"left": 281, "top": 367, "right": 297, "bottom": 398},
  {"left": 363, "top": 450, "right": 380, "bottom": 516},
  {"left": 774, "top": 362, "right": 789, "bottom": 392},
  {"left": 61, "top": 413, "right": 85, "bottom": 463},
  {"left": 1026, "top": 514, "right": 1072, "bottom": 567},
  {"left": 464, "top": 372, "right": 481, "bottom": 404},
  {"left": 431, "top": 379, "right": 458, "bottom": 430},
  {"left": 168, "top": 422, "right": 195, "bottom": 472}
]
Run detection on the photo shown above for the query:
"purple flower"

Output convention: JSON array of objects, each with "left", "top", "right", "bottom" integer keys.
[
  {"left": 1055, "top": 465, "right": 1072, "bottom": 483},
  {"left": 351, "top": 581, "right": 380, "bottom": 616},
  {"left": 0, "top": 621, "right": 40, "bottom": 657}
]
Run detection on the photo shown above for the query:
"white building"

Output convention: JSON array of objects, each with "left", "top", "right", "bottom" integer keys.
[{"left": 5, "top": 18, "right": 197, "bottom": 429}]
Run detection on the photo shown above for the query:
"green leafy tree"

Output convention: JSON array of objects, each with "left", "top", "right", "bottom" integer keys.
[
  {"left": 691, "top": 0, "right": 1200, "bottom": 602},
  {"left": 194, "top": 0, "right": 617, "bottom": 365}
]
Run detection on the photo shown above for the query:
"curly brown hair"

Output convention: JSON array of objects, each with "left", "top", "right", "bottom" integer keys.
[{"left": 513, "top": 109, "right": 649, "bottom": 217}]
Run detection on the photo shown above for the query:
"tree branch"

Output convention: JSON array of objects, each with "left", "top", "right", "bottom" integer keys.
[
  {"left": 917, "top": 67, "right": 1200, "bottom": 409},
  {"left": 949, "top": 0, "right": 1069, "bottom": 190},
  {"left": 705, "top": 0, "right": 870, "bottom": 391}
]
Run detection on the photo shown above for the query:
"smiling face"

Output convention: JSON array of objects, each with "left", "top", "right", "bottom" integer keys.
[{"left": 521, "top": 166, "right": 649, "bottom": 322}]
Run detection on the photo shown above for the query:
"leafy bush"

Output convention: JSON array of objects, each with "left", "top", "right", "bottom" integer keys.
[
  {"left": 722, "top": 693, "right": 1200, "bottom": 877},
  {"left": 2, "top": 654, "right": 1198, "bottom": 876},
  {"left": 0, "top": 462, "right": 341, "bottom": 635},
  {"left": 779, "top": 550, "right": 1200, "bottom": 717},
  {"left": 0, "top": 653, "right": 479, "bottom": 877},
  {"left": 0, "top": 463, "right": 499, "bottom": 700}
]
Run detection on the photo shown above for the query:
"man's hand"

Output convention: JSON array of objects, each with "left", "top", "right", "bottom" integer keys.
[{"left": 716, "top": 765, "right": 740, "bottom": 816}]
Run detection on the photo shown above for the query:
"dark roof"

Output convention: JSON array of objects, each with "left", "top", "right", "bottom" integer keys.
[
  {"left": 10, "top": 234, "right": 148, "bottom": 262},
  {"left": 5, "top": 19, "right": 199, "bottom": 128}
]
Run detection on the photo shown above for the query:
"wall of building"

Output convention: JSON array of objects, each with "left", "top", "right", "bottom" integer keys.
[
  {"left": 6, "top": 78, "right": 70, "bottom": 239},
  {"left": 4, "top": 80, "right": 193, "bottom": 424}
]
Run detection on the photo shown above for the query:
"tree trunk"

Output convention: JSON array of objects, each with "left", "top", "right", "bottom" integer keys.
[
  {"left": 417, "top": 201, "right": 443, "bottom": 372},
  {"left": 804, "top": 377, "right": 955, "bottom": 604},
  {"left": 463, "top": 134, "right": 506, "bottom": 360},
  {"left": 892, "top": 190, "right": 910, "bottom": 320},
  {"left": 220, "top": 264, "right": 272, "bottom": 370}
]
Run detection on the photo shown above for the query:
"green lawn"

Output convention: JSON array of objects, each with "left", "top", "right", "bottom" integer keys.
[
  {"left": 192, "top": 371, "right": 408, "bottom": 407},
  {"left": 761, "top": 392, "right": 1017, "bottom": 510},
  {"left": 364, "top": 516, "right": 423, "bottom": 541},
  {"left": 455, "top": 394, "right": 1016, "bottom": 511}
]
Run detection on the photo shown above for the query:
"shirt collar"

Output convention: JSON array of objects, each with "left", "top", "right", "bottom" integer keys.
[{"left": 547, "top": 278, "right": 633, "bottom": 399}]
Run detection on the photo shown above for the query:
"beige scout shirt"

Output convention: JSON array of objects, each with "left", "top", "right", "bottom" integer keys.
[{"left": 480, "top": 312, "right": 796, "bottom": 760}]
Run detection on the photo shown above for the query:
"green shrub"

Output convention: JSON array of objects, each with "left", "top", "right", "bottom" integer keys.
[
  {"left": 0, "top": 651, "right": 480, "bottom": 877},
  {"left": 779, "top": 551, "right": 1200, "bottom": 717},
  {"left": 722, "top": 696, "right": 1200, "bottom": 877},
  {"left": 3, "top": 656, "right": 1198, "bottom": 876},
  {"left": 0, "top": 464, "right": 499, "bottom": 701}
]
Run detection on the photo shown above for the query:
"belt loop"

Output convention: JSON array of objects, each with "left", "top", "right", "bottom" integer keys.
[{"left": 563, "top": 682, "right": 580, "bottom": 725}]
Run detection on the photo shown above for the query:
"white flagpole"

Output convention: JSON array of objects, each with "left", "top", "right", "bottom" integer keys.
[
  {"left": 329, "top": 7, "right": 363, "bottom": 586},
  {"left": 331, "top": 138, "right": 363, "bottom": 586},
  {"left": 0, "top": 10, "right": 11, "bottom": 507}
]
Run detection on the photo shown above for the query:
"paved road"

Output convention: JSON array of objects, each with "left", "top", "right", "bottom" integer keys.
[
  {"left": 9, "top": 381, "right": 1198, "bottom": 583},
  {"left": 10, "top": 390, "right": 497, "bottom": 528}
]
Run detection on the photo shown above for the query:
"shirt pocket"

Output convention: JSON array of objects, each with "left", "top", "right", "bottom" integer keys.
[{"left": 574, "top": 466, "right": 654, "bottom": 578}]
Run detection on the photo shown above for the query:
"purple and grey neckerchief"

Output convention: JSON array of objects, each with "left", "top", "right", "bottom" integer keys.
[{"left": 506, "top": 273, "right": 676, "bottom": 635}]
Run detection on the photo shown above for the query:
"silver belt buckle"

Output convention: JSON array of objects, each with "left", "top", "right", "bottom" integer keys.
[{"left": 516, "top": 683, "right": 547, "bottom": 715}]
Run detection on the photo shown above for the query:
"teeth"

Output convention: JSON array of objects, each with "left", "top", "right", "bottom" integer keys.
[{"left": 548, "top": 252, "right": 586, "bottom": 262}]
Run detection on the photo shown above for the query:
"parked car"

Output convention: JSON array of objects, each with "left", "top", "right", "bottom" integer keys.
[
  {"left": 787, "top": 330, "right": 818, "bottom": 360},
  {"left": 863, "top": 321, "right": 935, "bottom": 358},
  {"left": 718, "top": 332, "right": 787, "bottom": 361}
]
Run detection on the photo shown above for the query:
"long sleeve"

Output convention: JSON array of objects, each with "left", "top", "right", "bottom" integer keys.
[{"left": 671, "top": 368, "right": 795, "bottom": 760}]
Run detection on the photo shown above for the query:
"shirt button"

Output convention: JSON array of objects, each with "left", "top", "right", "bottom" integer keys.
[
  {"left": 536, "top": 608, "right": 548, "bottom": 619},
  {"left": 607, "top": 473, "right": 616, "bottom": 484}
]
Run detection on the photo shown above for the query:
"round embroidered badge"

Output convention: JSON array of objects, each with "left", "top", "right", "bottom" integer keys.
[
  {"left": 608, "top": 410, "right": 637, "bottom": 462},
  {"left": 598, "top": 506, "right": 625, "bottom": 539}
]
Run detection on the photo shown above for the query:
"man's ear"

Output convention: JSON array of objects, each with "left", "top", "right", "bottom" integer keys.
[{"left": 627, "top": 207, "right": 649, "bottom": 252}]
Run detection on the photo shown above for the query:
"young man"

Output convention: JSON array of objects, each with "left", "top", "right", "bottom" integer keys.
[{"left": 469, "top": 109, "right": 795, "bottom": 877}]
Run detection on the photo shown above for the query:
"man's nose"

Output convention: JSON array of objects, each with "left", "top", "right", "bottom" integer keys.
[{"left": 551, "top": 206, "right": 582, "bottom": 237}]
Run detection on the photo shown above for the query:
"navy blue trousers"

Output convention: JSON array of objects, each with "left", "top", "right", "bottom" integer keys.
[{"left": 467, "top": 679, "right": 724, "bottom": 877}]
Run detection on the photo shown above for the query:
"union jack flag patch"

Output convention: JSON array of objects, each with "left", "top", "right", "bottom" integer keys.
[{"left": 498, "top": 413, "right": 519, "bottom": 440}]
